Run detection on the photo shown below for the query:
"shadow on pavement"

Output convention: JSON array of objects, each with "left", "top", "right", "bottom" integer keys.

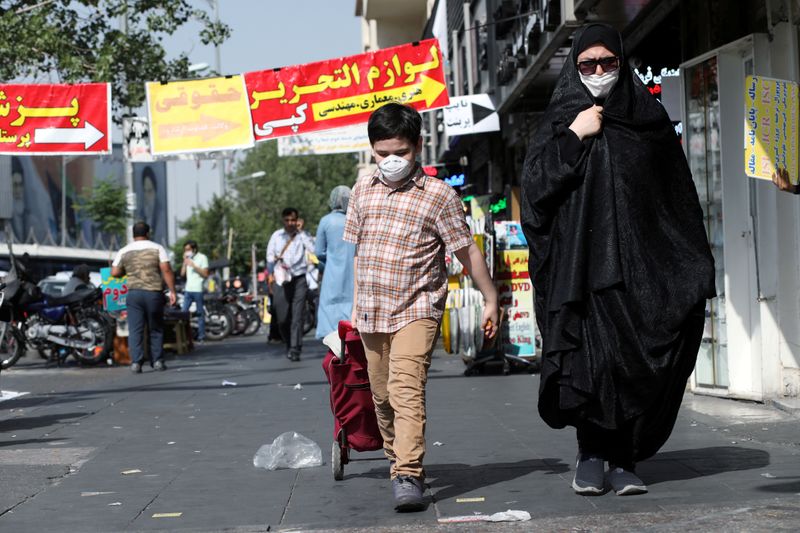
[
  {"left": 0, "top": 437, "right": 66, "bottom": 448},
  {"left": 423, "top": 459, "right": 569, "bottom": 502},
  {"left": 0, "top": 411, "right": 86, "bottom": 432},
  {"left": 754, "top": 477, "right": 800, "bottom": 493},
  {"left": 643, "top": 446, "right": 770, "bottom": 484}
]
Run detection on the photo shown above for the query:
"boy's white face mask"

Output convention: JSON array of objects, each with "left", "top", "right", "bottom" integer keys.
[
  {"left": 378, "top": 155, "right": 413, "bottom": 182},
  {"left": 579, "top": 70, "right": 619, "bottom": 99}
]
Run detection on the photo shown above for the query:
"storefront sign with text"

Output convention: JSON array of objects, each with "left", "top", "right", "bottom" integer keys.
[
  {"left": 245, "top": 39, "right": 449, "bottom": 141},
  {"left": 0, "top": 83, "right": 111, "bottom": 155}
]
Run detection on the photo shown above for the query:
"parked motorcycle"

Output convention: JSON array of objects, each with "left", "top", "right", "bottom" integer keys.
[
  {"left": 0, "top": 252, "right": 113, "bottom": 367},
  {"left": 178, "top": 292, "right": 234, "bottom": 342}
]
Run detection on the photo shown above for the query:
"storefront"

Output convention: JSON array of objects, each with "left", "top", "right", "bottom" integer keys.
[{"left": 680, "top": 20, "right": 800, "bottom": 401}]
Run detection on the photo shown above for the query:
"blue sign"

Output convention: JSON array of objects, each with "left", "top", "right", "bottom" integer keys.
[{"left": 444, "top": 173, "right": 466, "bottom": 187}]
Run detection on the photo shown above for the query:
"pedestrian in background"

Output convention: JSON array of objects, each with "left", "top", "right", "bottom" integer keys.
[
  {"left": 521, "top": 23, "right": 716, "bottom": 496},
  {"left": 344, "top": 103, "right": 499, "bottom": 512},
  {"left": 266, "top": 207, "right": 314, "bottom": 361},
  {"left": 315, "top": 185, "right": 355, "bottom": 339},
  {"left": 62, "top": 264, "right": 92, "bottom": 294},
  {"left": 180, "top": 240, "right": 209, "bottom": 342},
  {"left": 112, "top": 221, "right": 177, "bottom": 373}
]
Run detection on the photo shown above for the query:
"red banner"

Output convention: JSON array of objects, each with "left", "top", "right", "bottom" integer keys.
[
  {"left": 0, "top": 83, "right": 111, "bottom": 155},
  {"left": 244, "top": 39, "right": 448, "bottom": 141}
]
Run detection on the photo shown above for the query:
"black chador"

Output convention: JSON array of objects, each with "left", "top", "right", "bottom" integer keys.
[{"left": 521, "top": 24, "right": 716, "bottom": 474}]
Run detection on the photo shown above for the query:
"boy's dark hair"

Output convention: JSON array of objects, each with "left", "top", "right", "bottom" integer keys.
[
  {"left": 282, "top": 207, "right": 299, "bottom": 218},
  {"left": 368, "top": 103, "right": 422, "bottom": 145},
  {"left": 132, "top": 221, "right": 150, "bottom": 238},
  {"left": 185, "top": 239, "right": 198, "bottom": 252}
]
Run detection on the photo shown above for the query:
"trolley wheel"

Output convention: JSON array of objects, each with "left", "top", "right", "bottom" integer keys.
[{"left": 332, "top": 441, "right": 344, "bottom": 481}]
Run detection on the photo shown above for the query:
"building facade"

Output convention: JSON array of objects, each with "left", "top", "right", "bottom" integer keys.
[{"left": 359, "top": 0, "right": 800, "bottom": 403}]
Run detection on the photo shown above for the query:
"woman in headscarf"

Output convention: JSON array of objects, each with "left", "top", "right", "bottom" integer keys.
[
  {"left": 521, "top": 23, "right": 716, "bottom": 496},
  {"left": 314, "top": 185, "right": 356, "bottom": 339}
]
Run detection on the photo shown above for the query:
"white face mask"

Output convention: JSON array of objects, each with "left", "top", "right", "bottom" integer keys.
[
  {"left": 579, "top": 69, "right": 620, "bottom": 99},
  {"left": 377, "top": 155, "right": 413, "bottom": 182}
]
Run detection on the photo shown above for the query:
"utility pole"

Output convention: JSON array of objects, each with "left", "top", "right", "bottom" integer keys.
[
  {"left": 251, "top": 242, "right": 257, "bottom": 298},
  {"left": 122, "top": 7, "right": 134, "bottom": 244}
]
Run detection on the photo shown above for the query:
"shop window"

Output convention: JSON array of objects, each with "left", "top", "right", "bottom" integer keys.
[{"left": 685, "top": 56, "right": 729, "bottom": 389}]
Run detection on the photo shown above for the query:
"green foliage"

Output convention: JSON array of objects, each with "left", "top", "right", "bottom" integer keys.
[
  {"left": 0, "top": 1, "right": 231, "bottom": 121},
  {"left": 177, "top": 141, "right": 359, "bottom": 275},
  {"left": 77, "top": 178, "right": 127, "bottom": 240}
]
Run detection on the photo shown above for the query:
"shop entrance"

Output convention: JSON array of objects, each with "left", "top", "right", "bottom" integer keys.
[{"left": 684, "top": 56, "right": 729, "bottom": 388}]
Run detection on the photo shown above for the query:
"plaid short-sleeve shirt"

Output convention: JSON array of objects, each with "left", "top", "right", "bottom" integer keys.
[{"left": 343, "top": 166, "right": 473, "bottom": 334}]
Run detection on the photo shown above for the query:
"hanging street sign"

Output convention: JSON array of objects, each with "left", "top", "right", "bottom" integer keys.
[
  {"left": 443, "top": 94, "right": 501, "bottom": 137},
  {"left": 244, "top": 38, "right": 449, "bottom": 141},
  {"left": 146, "top": 76, "right": 255, "bottom": 156},
  {"left": 0, "top": 83, "right": 111, "bottom": 155}
]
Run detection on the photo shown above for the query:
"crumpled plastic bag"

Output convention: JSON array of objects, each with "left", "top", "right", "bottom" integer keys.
[
  {"left": 485, "top": 510, "right": 531, "bottom": 522},
  {"left": 253, "top": 432, "right": 323, "bottom": 470}
]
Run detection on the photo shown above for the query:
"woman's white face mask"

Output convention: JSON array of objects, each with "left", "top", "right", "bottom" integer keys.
[{"left": 579, "top": 70, "right": 619, "bottom": 99}]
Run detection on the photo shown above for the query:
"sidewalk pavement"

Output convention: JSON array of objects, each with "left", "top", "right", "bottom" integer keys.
[{"left": 0, "top": 335, "right": 799, "bottom": 532}]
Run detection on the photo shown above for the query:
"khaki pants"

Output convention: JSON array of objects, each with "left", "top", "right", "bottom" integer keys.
[{"left": 360, "top": 318, "right": 439, "bottom": 480}]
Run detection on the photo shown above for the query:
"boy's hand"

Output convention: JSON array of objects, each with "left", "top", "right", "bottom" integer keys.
[{"left": 482, "top": 301, "right": 499, "bottom": 339}]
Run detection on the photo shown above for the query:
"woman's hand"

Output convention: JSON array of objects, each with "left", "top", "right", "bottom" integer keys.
[{"left": 569, "top": 105, "right": 604, "bottom": 140}]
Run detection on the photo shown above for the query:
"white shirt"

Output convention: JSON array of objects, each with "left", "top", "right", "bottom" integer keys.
[{"left": 266, "top": 229, "right": 315, "bottom": 278}]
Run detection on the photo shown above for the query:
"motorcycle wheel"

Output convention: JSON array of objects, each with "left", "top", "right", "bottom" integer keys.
[
  {"left": 243, "top": 309, "right": 261, "bottom": 336},
  {"left": 205, "top": 310, "right": 233, "bottom": 341},
  {"left": 0, "top": 323, "right": 25, "bottom": 370},
  {"left": 71, "top": 310, "right": 114, "bottom": 366},
  {"left": 226, "top": 303, "right": 247, "bottom": 335}
]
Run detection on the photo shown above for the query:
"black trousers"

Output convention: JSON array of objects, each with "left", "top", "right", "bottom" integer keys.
[
  {"left": 272, "top": 275, "right": 307, "bottom": 355},
  {"left": 577, "top": 422, "right": 636, "bottom": 471}
]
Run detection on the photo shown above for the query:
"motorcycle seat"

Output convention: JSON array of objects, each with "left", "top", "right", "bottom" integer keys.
[{"left": 46, "top": 287, "right": 100, "bottom": 306}]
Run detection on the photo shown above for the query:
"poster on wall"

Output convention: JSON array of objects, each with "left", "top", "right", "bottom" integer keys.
[
  {"left": 133, "top": 162, "right": 168, "bottom": 246},
  {"left": 495, "top": 249, "right": 536, "bottom": 358},
  {"left": 5, "top": 148, "right": 124, "bottom": 245},
  {"left": 743, "top": 75, "right": 799, "bottom": 185}
]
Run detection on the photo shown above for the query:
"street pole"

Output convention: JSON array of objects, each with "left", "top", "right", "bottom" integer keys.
[
  {"left": 251, "top": 242, "right": 257, "bottom": 298},
  {"left": 122, "top": 8, "right": 134, "bottom": 244},
  {"left": 60, "top": 157, "right": 66, "bottom": 246}
]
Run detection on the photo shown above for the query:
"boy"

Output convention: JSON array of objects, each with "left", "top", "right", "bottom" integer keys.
[{"left": 343, "top": 103, "right": 499, "bottom": 512}]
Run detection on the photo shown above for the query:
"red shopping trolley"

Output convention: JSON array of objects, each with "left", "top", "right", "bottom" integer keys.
[{"left": 322, "top": 321, "right": 383, "bottom": 480}]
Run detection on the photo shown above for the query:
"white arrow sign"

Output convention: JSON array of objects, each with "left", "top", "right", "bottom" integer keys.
[{"left": 34, "top": 121, "right": 105, "bottom": 149}]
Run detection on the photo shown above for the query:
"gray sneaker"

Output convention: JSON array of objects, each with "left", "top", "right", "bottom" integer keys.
[
  {"left": 153, "top": 360, "right": 167, "bottom": 371},
  {"left": 608, "top": 467, "right": 648, "bottom": 495},
  {"left": 130, "top": 362, "right": 142, "bottom": 374},
  {"left": 572, "top": 454, "right": 605, "bottom": 495},
  {"left": 392, "top": 476, "right": 426, "bottom": 512}
]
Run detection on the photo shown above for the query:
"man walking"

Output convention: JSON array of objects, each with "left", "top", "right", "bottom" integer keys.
[
  {"left": 112, "top": 221, "right": 177, "bottom": 373},
  {"left": 180, "top": 240, "right": 209, "bottom": 342},
  {"left": 266, "top": 208, "right": 314, "bottom": 361}
]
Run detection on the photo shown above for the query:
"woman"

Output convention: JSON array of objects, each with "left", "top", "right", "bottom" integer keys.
[
  {"left": 314, "top": 185, "right": 356, "bottom": 339},
  {"left": 521, "top": 24, "right": 716, "bottom": 496}
]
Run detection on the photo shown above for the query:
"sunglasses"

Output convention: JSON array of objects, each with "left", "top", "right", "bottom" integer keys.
[{"left": 577, "top": 56, "right": 620, "bottom": 76}]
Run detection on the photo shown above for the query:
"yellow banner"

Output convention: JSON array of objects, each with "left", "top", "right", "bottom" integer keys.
[
  {"left": 744, "top": 76, "right": 799, "bottom": 185},
  {"left": 146, "top": 76, "right": 254, "bottom": 155}
]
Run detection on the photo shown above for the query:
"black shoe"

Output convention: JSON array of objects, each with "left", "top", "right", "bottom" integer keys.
[
  {"left": 573, "top": 454, "right": 605, "bottom": 495},
  {"left": 393, "top": 476, "right": 426, "bottom": 512},
  {"left": 290, "top": 352, "right": 300, "bottom": 362},
  {"left": 153, "top": 360, "right": 167, "bottom": 371},
  {"left": 608, "top": 466, "right": 648, "bottom": 495}
]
